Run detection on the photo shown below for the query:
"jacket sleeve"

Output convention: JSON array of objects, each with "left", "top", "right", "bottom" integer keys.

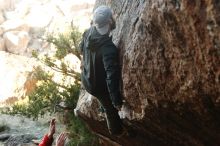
[
  {"left": 79, "top": 32, "right": 85, "bottom": 54},
  {"left": 79, "top": 29, "right": 90, "bottom": 54},
  {"left": 102, "top": 45, "right": 122, "bottom": 106},
  {"left": 39, "top": 134, "right": 53, "bottom": 146}
]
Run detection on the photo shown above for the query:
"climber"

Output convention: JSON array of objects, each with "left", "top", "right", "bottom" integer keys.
[
  {"left": 79, "top": 5, "right": 124, "bottom": 136},
  {"left": 39, "top": 118, "right": 69, "bottom": 146}
]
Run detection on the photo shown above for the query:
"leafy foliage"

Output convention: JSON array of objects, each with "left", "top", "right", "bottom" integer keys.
[{"left": 46, "top": 26, "right": 81, "bottom": 60}]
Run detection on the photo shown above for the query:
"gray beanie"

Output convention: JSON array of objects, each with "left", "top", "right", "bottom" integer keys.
[{"left": 93, "top": 6, "right": 113, "bottom": 35}]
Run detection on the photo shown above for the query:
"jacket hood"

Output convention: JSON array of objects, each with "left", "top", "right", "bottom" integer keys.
[{"left": 86, "top": 26, "right": 112, "bottom": 51}]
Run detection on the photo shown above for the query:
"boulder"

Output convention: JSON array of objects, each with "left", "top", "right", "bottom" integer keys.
[
  {"left": 26, "top": 38, "right": 43, "bottom": 54},
  {"left": 24, "top": 5, "right": 54, "bottom": 28},
  {"left": 4, "top": 31, "right": 30, "bottom": 55},
  {"left": 75, "top": 90, "right": 101, "bottom": 120},
  {"left": 0, "top": 37, "right": 5, "bottom": 51},
  {"left": 0, "top": 0, "right": 15, "bottom": 11},
  {"left": 4, "top": 11, "right": 20, "bottom": 20},
  {"left": 76, "top": 0, "right": 220, "bottom": 146},
  {"left": 0, "top": 26, "right": 3, "bottom": 36},
  {"left": 0, "top": 19, "right": 30, "bottom": 33},
  {"left": 0, "top": 51, "right": 38, "bottom": 104},
  {"left": 0, "top": 12, "right": 4, "bottom": 25}
]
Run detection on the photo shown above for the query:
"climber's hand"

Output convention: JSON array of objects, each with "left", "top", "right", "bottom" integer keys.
[
  {"left": 48, "top": 118, "right": 56, "bottom": 139},
  {"left": 114, "top": 105, "right": 122, "bottom": 111},
  {"left": 56, "top": 132, "right": 67, "bottom": 146}
]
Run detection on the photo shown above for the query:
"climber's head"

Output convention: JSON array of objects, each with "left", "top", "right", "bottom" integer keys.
[{"left": 93, "top": 5, "right": 116, "bottom": 35}]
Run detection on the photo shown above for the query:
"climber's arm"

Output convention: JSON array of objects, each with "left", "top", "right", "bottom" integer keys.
[{"left": 39, "top": 134, "right": 54, "bottom": 146}]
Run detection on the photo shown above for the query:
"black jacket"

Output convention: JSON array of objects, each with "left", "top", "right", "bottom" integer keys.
[{"left": 79, "top": 27, "right": 122, "bottom": 106}]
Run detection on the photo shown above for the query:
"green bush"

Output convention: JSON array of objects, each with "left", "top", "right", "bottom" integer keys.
[{"left": 67, "top": 113, "right": 98, "bottom": 146}]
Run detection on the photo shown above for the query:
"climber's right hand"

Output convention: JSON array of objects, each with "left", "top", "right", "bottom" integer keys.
[
  {"left": 48, "top": 118, "right": 56, "bottom": 139},
  {"left": 114, "top": 105, "right": 122, "bottom": 111},
  {"left": 56, "top": 132, "right": 67, "bottom": 146}
]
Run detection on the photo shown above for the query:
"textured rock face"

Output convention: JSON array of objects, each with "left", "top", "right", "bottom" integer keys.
[
  {"left": 0, "top": 27, "right": 3, "bottom": 36},
  {"left": 76, "top": 0, "right": 220, "bottom": 146},
  {"left": 0, "top": 12, "right": 4, "bottom": 24},
  {"left": 0, "top": 19, "right": 30, "bottom": 33},
  {"left": 4, "top": 31, "right": 30, "bottom": 55},
  {"left": 0, "top": 51, "right": 37, "bottom": 104},
  {"left": 0, "top": 38, "right": 5, "bottom": 51},
  {"left": 0, "top": 0, "right": 15, "bottom": 11}
]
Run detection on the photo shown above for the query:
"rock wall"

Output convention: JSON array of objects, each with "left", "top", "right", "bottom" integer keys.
[{"left": 76, "top": 0, "right": 220, "bottom": 146}]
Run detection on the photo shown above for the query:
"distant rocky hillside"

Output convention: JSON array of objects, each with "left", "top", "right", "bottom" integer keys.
[{"left": 0, "top": 0, "right": 94, "bottom": 104}]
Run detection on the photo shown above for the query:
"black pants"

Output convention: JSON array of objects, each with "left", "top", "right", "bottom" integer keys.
[{"left": 97, "top": 95, "right": 123, "bottom": 135}]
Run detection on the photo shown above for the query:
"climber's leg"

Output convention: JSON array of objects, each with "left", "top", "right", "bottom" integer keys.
[{"left": 97, "top": 95, "right": 123, "bottom": 135}]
